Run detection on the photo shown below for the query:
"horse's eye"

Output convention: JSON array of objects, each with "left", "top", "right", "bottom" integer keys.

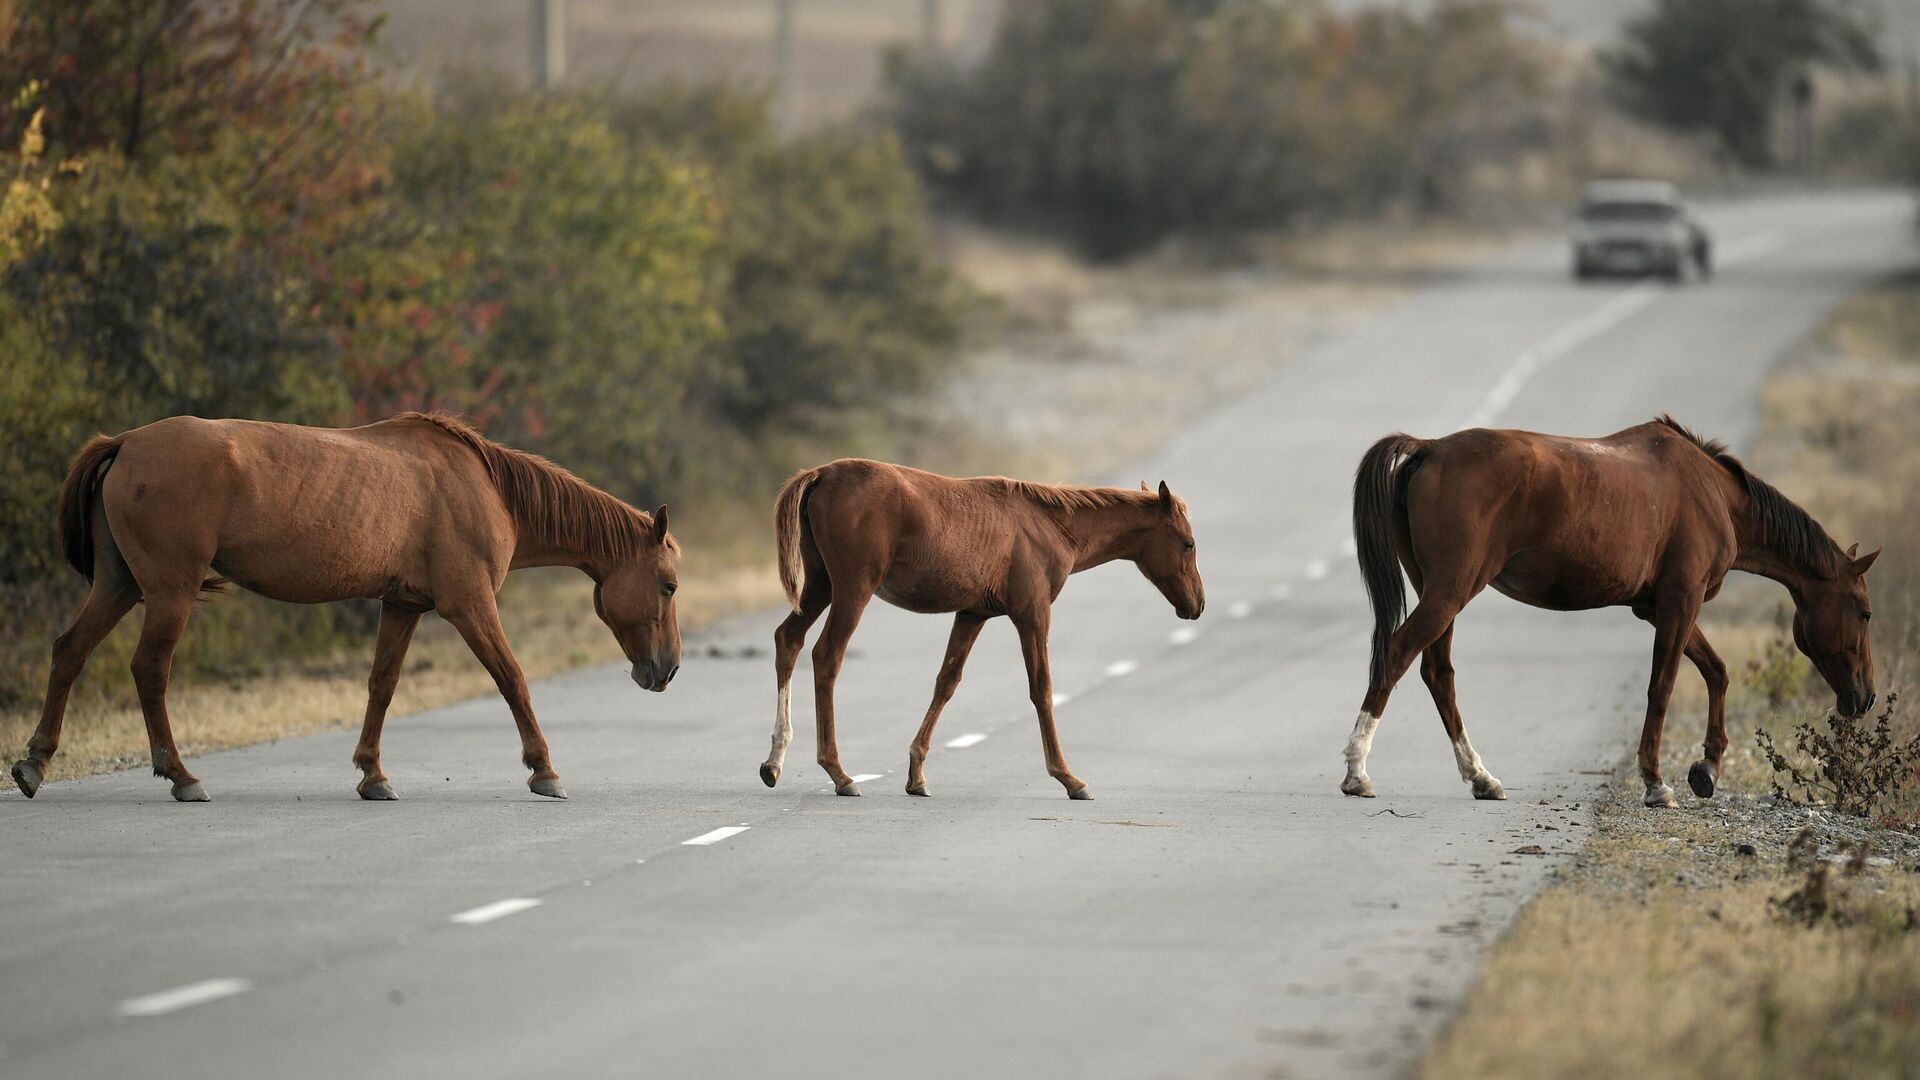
[
  {"left": 1861, "top": 610, "right": 1872, "bottom": 623},
  {"left": 1182, "top": 540, "right": 1195, "bottom": 553},
  {"left": 663, "top": 581, "right": 679, "bottom": 597}
]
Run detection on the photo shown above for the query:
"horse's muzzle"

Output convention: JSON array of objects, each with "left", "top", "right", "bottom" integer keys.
[
  {"left": 1838, "top": 683, "right": 1875, "bottom": 718},
  {"left": 632, "top": 659, "right": 679, "bottom": 693}
]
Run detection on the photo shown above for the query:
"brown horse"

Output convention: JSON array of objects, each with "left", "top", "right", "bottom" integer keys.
[
  {"left": 758, "top": 459, "right": 1205, "bottom": 800},
  {"left": 1344, "top": 416, "right": 1877, "bottom": 808},
  {"left": 12, "top": 413, "right": 680, "bottom": 803}
]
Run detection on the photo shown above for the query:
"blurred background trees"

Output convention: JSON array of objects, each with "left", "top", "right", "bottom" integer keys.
[{"left": 1601, "top": 0, "right": 1883, "bottom": 168}]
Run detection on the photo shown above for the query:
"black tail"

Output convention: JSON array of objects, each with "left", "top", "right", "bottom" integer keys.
[
  {"left": 59, "top": 434, "right": 125, "bottom": 581},
  {"left": 1352, "top": 434, "right": 1426, "bottom": 690}
]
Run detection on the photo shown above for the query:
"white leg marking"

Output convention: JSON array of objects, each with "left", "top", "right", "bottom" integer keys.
[
  {"left": 1341, "top": 711, "right": 1379, "bottom": 796},
  {"left": 766, "top": 684, "right": 793, "bottom": 770},
  {"left": 1453, "top": 733, "right": 1505, "bottom": 799}
]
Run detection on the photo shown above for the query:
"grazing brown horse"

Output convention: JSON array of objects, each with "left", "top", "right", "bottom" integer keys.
[
  {"left": 759, "top": 459, "right": 1205, "bottom": 800},
  {"left": 1344, "top": 415, "right": 1877, "bottom": 808},
  {"left": 12, "top": 413, "right": 680, "bottom": 803}
]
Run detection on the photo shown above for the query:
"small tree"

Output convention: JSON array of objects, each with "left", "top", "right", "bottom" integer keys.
[{"left": 1601, "top": 0, "right": 1880, "bottom": 168}]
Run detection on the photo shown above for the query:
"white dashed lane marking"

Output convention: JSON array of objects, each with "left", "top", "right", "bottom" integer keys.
[
  {"left": 1104, "top": 660, "right": 1138, "bottom": 678},
  {"left": 1304, "top": 560, "right": 1330, "bottom": 581},
  {"left": 449, "top": 898, "right": 543, "bottom": 926},
  {"left": 114, "top": 978, "right": 251, "bottom": 1019},
  {"left": 849, "top": 773, "right": 883, "bottom": 784},
  {"left": 1270, "top": 583, "right": 1293, "bottom": 600},
  {"left": 1168, "top": 626, "right": 1200, "bottom": 645},
  {"left": 1052, "top": 692, "right": 1073, "bottom": 706},
  {"left": 1226, "top": 601, "right": 1252, "bottom": 619},
  {"left": 1338, "top": 535, "right": 1358, "bottom": 557},
  {"left": 946, "top": 733, "right": 988, "bottom": 749},
  {"left": 682, "top": 826, "right": 750, "bottom": 846}
]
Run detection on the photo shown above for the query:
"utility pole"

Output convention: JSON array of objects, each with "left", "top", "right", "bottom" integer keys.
[
  {"left": 773, "top": 0, "right": 795, "bottom": 120},
  {"left": 532, "top": 0, "right": 567, "bottom": 90},
  {"left": 921, "top": 0, "right": 942, "bottom": 57}
]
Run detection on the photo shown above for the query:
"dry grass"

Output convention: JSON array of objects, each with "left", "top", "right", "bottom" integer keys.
[
  {"left": 1424, "top": 805, "right": 1920, "bottom": 1080},
  {"left": 1423, "top": 270, "right": 1920, "bottom": 1078},
  {"left": 0, "top": 562, "right": 782, "bottom": 784}
]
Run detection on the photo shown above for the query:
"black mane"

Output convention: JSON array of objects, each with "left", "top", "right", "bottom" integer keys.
[{"left": 1656, "top": 414, "right": 1840, "bottom": 575}]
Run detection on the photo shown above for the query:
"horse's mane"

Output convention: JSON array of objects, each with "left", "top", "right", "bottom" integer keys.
[
  {"left": 1005, "top": 479, "right": 1173, "bottom": 513},
  {"left": 1656, "top": 414, "right": 1838, "bottom": 575},
  {"left": 401, "top": 413, "right": 662, "bottom": 559}
]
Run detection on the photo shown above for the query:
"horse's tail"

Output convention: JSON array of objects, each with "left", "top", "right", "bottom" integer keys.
[
  {"left": 1353, "top": 433, "right": 1427, "bottom": 690},
  {"left": 58, "top": 434, "right": 125, "bottom": 581},
  {"left": 774, "top": 466, "right": 823, "bottom": 612}
]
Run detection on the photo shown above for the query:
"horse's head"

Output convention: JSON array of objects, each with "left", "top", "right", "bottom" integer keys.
[
  {"left": 1135, "top": 481, "right": 1205, "bottom": 620},
  {"left": 1794, "top": 544, "right": 1879, "bottom": 718},
  {"left": 596, "top": 505, "right": 682, "bottom": 692}
]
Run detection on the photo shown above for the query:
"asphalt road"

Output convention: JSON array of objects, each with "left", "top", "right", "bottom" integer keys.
[{"left": 3, "top": 190, "right": 1913, "bottom": 1079}]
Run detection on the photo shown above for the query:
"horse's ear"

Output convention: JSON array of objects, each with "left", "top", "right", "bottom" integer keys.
[
  {"left": 653, "top": 504, "right": 670, "bottom": 541},
  {"left": 1157, "top": 480, "right": 1173, "bottom": 512},
  {"left": 1140, "top": 480, "right": 1149, "bottom": 492},
  {"left": 1850, "top": 547, "right": 1880, "bottom": 576},
  {"left": 1846, "top": 543, "right": 1859, "bottom": 557}
]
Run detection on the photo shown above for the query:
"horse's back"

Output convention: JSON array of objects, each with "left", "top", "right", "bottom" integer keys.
[
  {"left": 101, "top": 416, "right": 504, "bottom": 602},
  {"left": 1406, "top": 422, "right": 1734, "bottom": 609}
]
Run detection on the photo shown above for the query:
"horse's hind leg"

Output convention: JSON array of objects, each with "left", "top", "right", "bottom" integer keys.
[
  {"left": 11, "top": 577, "right": 139, "bottom": 798},
  {"left": 352, "top": 604, "right": 422, "bottom": 801},
  {"left": 1682, "top": 627, "right": 1728, "bottom": 799},
  {"left": 811, "top": 581, "right": 876, "bottom": 796},
  {"left": 1636, "top": 592, "right": 1704, "bottom": 809},
  {"left": 130, "top": 591, "right": 210, "bottom": 802},
  {"left": 1419, "top": 622, "right": 1505, "bottom": 800},
  {"left": 905, "top": 612, "right": 987, "bottom": 797},
  {"left": 762, "top": 569, "right": 829, "bottom": 788}
]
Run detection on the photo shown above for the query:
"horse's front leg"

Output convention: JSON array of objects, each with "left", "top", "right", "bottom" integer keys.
[
  {"left": 442, "top": 595, "right": 565, "bottom": 799},
  {"left": 1682, "top": 627, "right": 1730, "bottom": 799},
  {"left": 906, "top": 612, "right": 988, "bottom": 797},
  {"left": 1639, "top": 593, "right": 1703, "bottom": 809},
  {"left": 1012, "top": 608, "right": 1088, "bottom": 800},
  {"left": 353, "top": 604, "right": 423, "bottom": 801}
]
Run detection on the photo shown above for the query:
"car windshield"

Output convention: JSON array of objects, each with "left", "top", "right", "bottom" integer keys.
[{"left": 1581, "top": 201, "right": 1677, "bottom": 223}]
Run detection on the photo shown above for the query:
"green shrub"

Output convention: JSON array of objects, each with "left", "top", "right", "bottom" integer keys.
[{"left": 886, "top": 0, "right": 1545, "bottom": 258}]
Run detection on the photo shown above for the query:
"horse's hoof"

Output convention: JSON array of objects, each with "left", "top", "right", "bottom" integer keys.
[
  {"left": 529, "top": 777, "right": 568, "bottom": 800},
  {"left": 1644, "top": 784, "right": 1678, "bottom": 809},
  {"left": 1472, "top": 776, "right": 1507, "bottom": 801},
  {"left": 171, "top": 780, "right": 210, "bottom": 803},
  {"left": 759, "top": 762, "right": 780, "bottom": 788},
  {"left": 1340, "top": 776, "right": 1376, "bottom": 798},
  {"left": 1687, "top": 760, "right": 1717, "bottom": 799},
  {"left": 905, "top": 781, "right": 929, "bottom": 797},
  {"left": 358, "top": 778, "right": 397, "bottom": 801},
  {"left": 1067, "top": 786, "right": 1093, "bottom": 801},
  {"left": 835, "top": 783, "right": 861, "bottom": 797},
  {"left": 11, "top": 760, "right": 42, "bottom": 799}
]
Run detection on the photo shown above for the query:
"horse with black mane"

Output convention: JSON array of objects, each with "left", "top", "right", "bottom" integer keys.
[
  {"left": 1345, "top": 415, "right": 1877, "bottom": 808},
  {"left": 13, "top": 412, "right": 680, "bottom": 803}
]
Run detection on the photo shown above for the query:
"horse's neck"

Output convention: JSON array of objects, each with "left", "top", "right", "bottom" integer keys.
[
  {"left": 1723, "top": 481, "right": 1820, "bottom": 597},
  {"left": 1059, "top": 503, "right": 1153, "bottom": 573}
]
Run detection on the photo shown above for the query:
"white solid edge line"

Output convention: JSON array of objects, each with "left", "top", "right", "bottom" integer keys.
[
  {"left": 1464, "top": 283, "right": 1657, "bottom": 429},
  {"left": 1104, "top": 659, "right": 1138, "bottom": 678},
  {"left": 682, "top": 825, "right": 751, "bottom": 846},
  {"left": 849, "top": 773, "right": 883, "bottom": 784},
  {"left": 1304, "top": 559, "right": 1330, "bottom": 581},
  {"left": 114, "top": 978, "right": 252, "bottom": 1019},
  {"left": 946, "top": 732, "right": 988, "bottom": 749},
  {"left": 1169, "top": 625, "right": 1200, "bottom": 645},
  {"left": 449, "top": 898, "right": 544, "bottom": 926}
]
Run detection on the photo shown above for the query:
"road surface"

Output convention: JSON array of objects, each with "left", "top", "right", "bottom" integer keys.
[{"left": 2, "top": 189, "right": 1913, "bottom": 1079}]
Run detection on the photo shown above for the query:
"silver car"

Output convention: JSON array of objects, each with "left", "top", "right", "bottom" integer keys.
[{"left": 1570, "top": 180, "right": 1711, "bottom": 282}]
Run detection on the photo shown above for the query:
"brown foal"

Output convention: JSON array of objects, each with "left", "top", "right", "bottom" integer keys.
[
  {"left": 759, "top": 459, "right": 1205, "bottom": 799},
  {"left": 1345, "top": 416, "right": 1877, "bottom": 808},
  {"left": 13, "top": 413, "right": 680, "bottom": 803}
]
